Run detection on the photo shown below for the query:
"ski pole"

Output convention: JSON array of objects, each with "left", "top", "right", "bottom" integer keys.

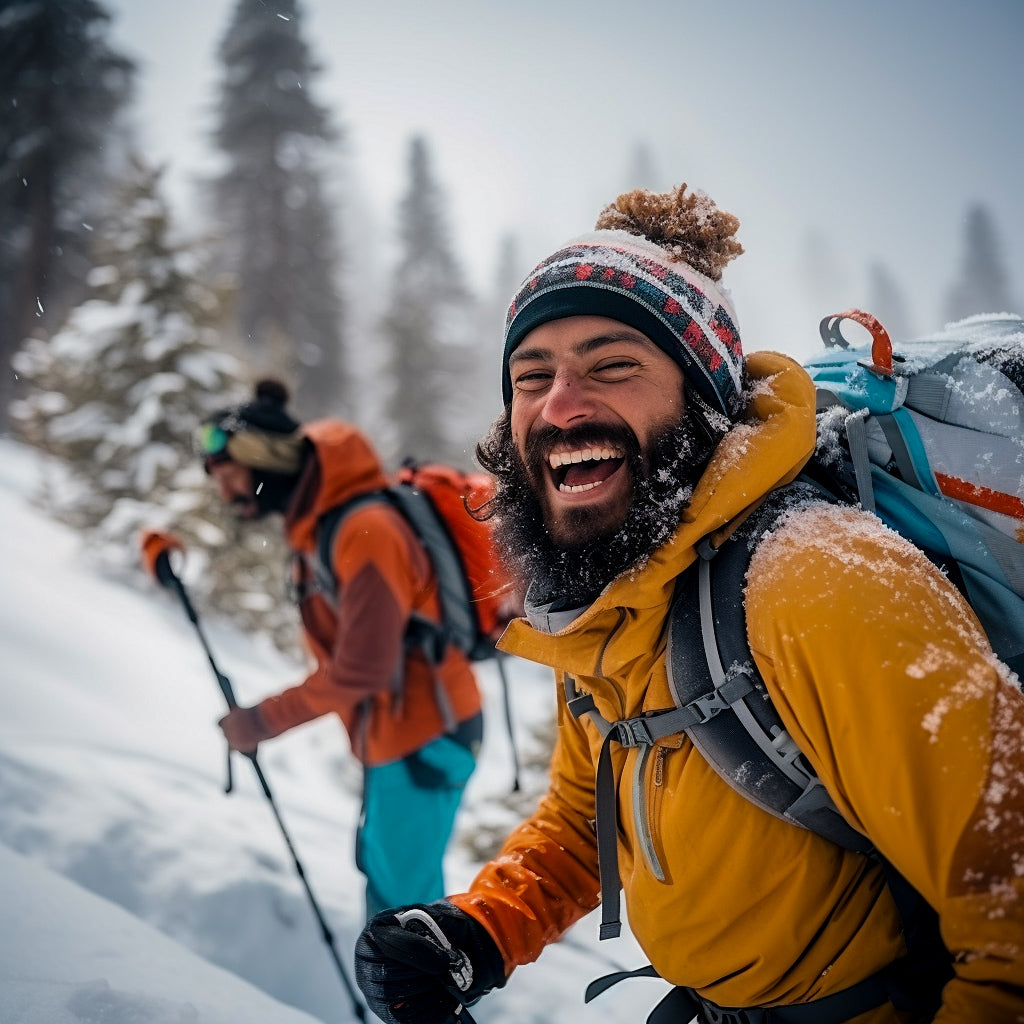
[
  {"left": 140, "top": 529, "right": 367, "bottom": 1022},
  {"left": 142, "top": 531, "right": 238, "bottom": 791},
  {"left": 394, "top": 909, "right": 480, "bottom": 1024},
  {"left": 495, "top": 653, "right": 521, "bottom": 793}
]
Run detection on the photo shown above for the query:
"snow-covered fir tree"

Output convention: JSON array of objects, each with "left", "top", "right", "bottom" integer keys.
[
  {"left": 11, "top": 156, "right": 303, "bottom": 654},
  {"left": 0, "top": 0, "right": 135, "bottom": 431},
  {"left": 209, "top": 0, "right": 349, "bottom": 421},
  {"left": 380, "top": 135, "right": 477, "bottom": 468}
]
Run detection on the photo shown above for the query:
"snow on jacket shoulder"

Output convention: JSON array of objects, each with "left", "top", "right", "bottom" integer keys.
[
  {"left": 256, "top": 420, "right": 482, "bottom": 766},
  {"left": 449, "top": 353, "right": 1024, "bottom": 1022},
  {"left": 746, "top": 501, "right": 1024, "bottom": 1022}
]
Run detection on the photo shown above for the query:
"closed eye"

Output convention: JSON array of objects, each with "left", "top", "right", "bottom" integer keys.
[
  {"left": 592, "top": 359, "right": 641, "bottom": 380},
  {"left": 513, "top": 368, "right": 554, "bottom": 391}
]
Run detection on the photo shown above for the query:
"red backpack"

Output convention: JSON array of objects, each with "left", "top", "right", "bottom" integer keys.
[{"left": 313, "top": 459, "right": 515, "bottom": 662}]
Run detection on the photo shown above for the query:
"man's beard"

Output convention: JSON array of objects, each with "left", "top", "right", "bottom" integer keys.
[{"left": 477, "top": 410, "right": 717, "bottom": 607}]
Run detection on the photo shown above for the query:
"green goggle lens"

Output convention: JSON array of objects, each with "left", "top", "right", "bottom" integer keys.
[{"left": 199, "top": 423, "right": 230, "bottom": 456}]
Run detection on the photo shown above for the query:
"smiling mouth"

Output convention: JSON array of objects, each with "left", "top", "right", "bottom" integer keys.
[{"left": 547, "top": 445, "right": 626, "bottom": 493}]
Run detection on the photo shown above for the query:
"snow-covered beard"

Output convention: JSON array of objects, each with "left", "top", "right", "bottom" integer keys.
[{"left": 477, "top": 409, "right": 717, "bottom": 607}]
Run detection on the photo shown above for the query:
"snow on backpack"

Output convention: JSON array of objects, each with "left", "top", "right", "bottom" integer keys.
[
  {"left": 806, "top": 309, "right": 1024, "bottom": 675},
  {"left": 312, "top": 459, "right": 514, "bottom": 663},
  {"left": 572, "top": 309, "right": 1023, "bottom": 870},
  {"left": 574, "top": 311, "right": 1024, "bottom": 1020},
  {"left": 660, "top": 309, "right": 1024, "bottom": 839}
]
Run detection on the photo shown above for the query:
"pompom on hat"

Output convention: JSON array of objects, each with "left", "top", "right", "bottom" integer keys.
[
  {"left": 502, "top": 184, "right": 746, "bottom": 420},
  {"left": 199, "top": 379, "right": 306, "bottom": 474}
]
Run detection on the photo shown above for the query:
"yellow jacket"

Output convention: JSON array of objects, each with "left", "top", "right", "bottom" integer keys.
[{"left": 450, "top": 351, "right": 1024, "bottom": 1022}]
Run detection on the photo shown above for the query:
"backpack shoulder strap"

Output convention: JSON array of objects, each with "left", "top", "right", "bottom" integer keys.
[
  {"left": 312, "top": 489, "right": 459, "bottom": 732},
  {"left": 667, "top": 480, "right": 873, "bottom": 853},
  {"left": 564, "top": 481, "right": 873, "bottom": 944},
  {"left": 313, "top": 491, "right": 386, "bottom": 602},
  {"left": 387, "top": 481, "right": 479, "bottom": 656},
  {"left": 579, "top": 474, "right": 954, "bottom": 1012},
  {"left": 314, "top": 489, "right": 449, "bottom": 657}
]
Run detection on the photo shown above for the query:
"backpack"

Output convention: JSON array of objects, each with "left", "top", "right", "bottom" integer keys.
[
  {"left": 574, "top": 311, "right": 1024, "bottom": 1022},
  {"left": 312, "top": 460, "right": 524, "bottom": 788},
  {"left": 312, "top": 459, "right": 514, "bottom": 664},
  {"left": 806, "top": 309, "right": 1024, "bottom": 675}
]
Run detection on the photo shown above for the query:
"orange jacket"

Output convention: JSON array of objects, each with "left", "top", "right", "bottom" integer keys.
[
  {"left": 255, "top": 420, "right": 482, "bottom": 766},
  {"left": 450, "top": 352, "right": 1024, "bottom": 1022}
]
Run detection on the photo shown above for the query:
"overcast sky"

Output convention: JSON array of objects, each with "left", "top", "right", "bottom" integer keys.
[{"left": 105, "top": 0, "right": 1024, "bottom": 361}]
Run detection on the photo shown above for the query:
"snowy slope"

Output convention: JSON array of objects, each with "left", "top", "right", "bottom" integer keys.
[
  {"left": 0, "top": 843, "right": 323, "bottom": 1024},
  {"left": 0, "top": 438, "right": 655, "bottom": 1024}
]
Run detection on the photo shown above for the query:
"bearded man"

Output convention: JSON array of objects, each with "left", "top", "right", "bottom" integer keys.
[{"left": 353, "top": 184, "right": 1024, "bottom": 1024}]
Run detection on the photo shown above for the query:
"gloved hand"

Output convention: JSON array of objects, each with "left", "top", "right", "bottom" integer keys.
[
  {"left": 354, "top": 901, "right": 506, "bottom": 1024},
  {"left": 218, "top": 705, "right": 270, "bottom": 754}
]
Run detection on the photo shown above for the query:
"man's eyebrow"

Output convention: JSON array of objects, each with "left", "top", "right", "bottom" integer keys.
[{"left": 509, "top": 332, "right": 652, "bottom": 365}]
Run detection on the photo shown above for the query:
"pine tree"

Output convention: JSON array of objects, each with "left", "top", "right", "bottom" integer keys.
[
  {"left": 11, "top": 156, "right": 302, "bottom": 653},
  {"left": 799, "top": 228, "right": 852, "bottom": 323},
  {"left": 944, "top": 203, "right": 1019, "bottom": 323},
  {"left": 210, "top": 0, "right": 348, "bottom": 421},
  {"left": 0, "top": 0, "right": 135, "bottom": 431},
  {"left": 467, "top": 233, "right": 525, "bottom": 441},
  {"left": 381, "top": 136, "right": 475, "bottom": 467},
  {"left": 493, "top": 234, "right": 527, "bottom": 320},
  {"left": 867, "top": 260, "right": 915, "bottom": 340},
  {"left": 625, "top": 141, "right": 661, "bottom": 192}
]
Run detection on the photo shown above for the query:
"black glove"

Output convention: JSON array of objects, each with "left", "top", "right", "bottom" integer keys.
[{"left": 354, "top": 901, "right": 506, "bottom": 1024}]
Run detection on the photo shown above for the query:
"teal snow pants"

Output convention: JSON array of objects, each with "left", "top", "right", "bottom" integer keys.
[{"left": 356, "top": 718, "right": 480, "bottom": 920}]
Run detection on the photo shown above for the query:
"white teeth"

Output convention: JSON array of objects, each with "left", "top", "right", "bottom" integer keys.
[
  {"left": 547, "top": 447, "right": 623, "bottom": 469},
  {"left": 559, "top": 479, "right": 604, "bottom": 494}
]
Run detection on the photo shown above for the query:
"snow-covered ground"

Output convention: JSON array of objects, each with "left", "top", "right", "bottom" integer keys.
[{"left": 0, "top": 438, "right": 656, "bottom": 1024}]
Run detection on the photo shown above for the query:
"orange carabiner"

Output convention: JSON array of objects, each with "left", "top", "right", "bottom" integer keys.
[{"left": 823, "top": 308, "right": 895, "bottom": 377}]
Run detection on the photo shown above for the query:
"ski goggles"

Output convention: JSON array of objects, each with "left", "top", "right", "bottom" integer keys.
[
  {"left": 197, "top": 420, "right": 305, "bottom": 474},
  {"left": 197, "top": 423, "right": 234, "bottom": 468}
]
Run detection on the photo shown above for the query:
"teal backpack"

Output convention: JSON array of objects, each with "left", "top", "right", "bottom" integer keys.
[
  {"left": 665, "top": 309, "right": 1024, "bottom": 842},
  {"left": 576, "top": 310, "right": 1024, "bottom": 1023},
  {"left": 806, "top": 309, "right": 1024, "bottom": 674}
]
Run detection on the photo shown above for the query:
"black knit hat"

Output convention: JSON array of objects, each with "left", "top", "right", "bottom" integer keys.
[
  {"left": 199, "top": 379, "right": 305, "bottom": 473},
  {"left": 215, "top": 379, "right": 300, "bottom": 435},
  {"left": 502, "top": 185, "right": 746, "bottom": 420}
]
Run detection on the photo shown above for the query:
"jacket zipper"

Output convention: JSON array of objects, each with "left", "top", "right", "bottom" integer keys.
[{"left": 632, "top": 744, "right": 667, "bottom": 881}]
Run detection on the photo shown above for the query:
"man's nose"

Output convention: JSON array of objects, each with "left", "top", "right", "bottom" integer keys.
[{"left": 541, "top": 371, "right": 597, "bottom": 429}]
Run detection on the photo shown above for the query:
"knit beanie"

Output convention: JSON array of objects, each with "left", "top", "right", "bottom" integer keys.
[
  {"left": 200, "top": 379, "right": 306, "bottom": 474},
  {"left": 502, "top": 184, "right": 746, "bottom": 420}
]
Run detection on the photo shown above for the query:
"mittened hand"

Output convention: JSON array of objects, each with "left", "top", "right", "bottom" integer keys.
[{"left": 354, "top": 901, "right": 505, "bottom": 1024}]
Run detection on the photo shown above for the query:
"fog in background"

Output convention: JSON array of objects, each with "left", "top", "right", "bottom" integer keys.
[{"left": 107, "top": 0, "right": 1024, "bottom": 362}]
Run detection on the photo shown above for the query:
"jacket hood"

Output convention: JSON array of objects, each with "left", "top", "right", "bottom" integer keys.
[
  {"left": 284, "top": 419, "right": 391, "bottom": 553},
  {"left": 501, "top": 350, "right": 817, "bottom": 672}
]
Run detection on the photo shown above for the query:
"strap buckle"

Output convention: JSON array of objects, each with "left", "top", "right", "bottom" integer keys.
[
  {"left": 613, "top": 717, "right": 655, "bottom": 748},
  {"left": 682, "top": 688, "right": 731, "bottom": 725}
]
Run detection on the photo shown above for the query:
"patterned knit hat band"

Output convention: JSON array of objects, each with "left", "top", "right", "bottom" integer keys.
[{"left": 502, "top": 230, "right": 744, "bottom": 419}]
